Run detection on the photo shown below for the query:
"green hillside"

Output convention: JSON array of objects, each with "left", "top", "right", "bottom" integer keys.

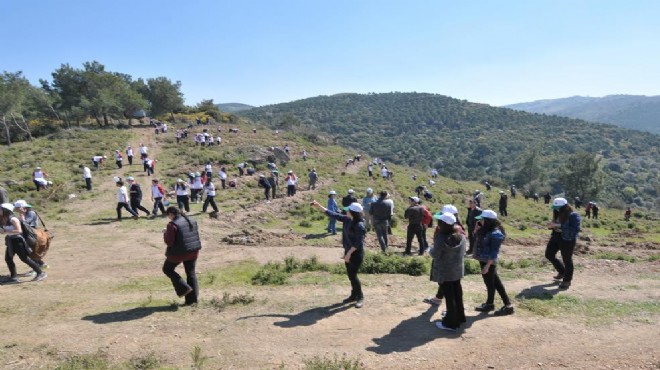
[
  {"left": 506, "top": 95, "right": 660, "bottom": 134},
  {"left": 217, "top": 102, "right": 255, "bottom": 113},
  {"left": 239, "top": 92, "right": 660, "bottom": 211}
]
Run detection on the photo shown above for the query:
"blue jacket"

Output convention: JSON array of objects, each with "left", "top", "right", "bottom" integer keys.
[
  {"left": 474, "top": 229, "right": 505, "bottom": 262},
  {"left": 560, "top": 212, "right": 581, "bottom": 241},
  {"left": 327, "top": 198, "right": 339, "bottom": 213},
  {"left": 324, "top": 210, "right": 365, "bottom": 255}
]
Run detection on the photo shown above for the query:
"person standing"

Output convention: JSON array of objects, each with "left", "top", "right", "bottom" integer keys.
[
  {"left": 257, "top": 175, "right": 272, "bottom": 203},
  {"left": 341, "top": 189, "right": 358, "bottom": 214},
  {"left": 1, "top": 203, "right": 47, "bottom": 283},
  {"left": 126, "top": 145, "right": 134, "bottom": 165},
  {"left": 369, "top": 191, "right": 393, "bottom": 252},
  {"left": 362, "top": 188, "right": 377, "bottom": 232},
  {"left": 202, "top": 179, "right": 219, "bottom": 213},
  {"left": 150, "top": 179, "right": 167, "bottom": 217},
  {"left": 268, "top": 171, "right": 278, "bottom": 199},
  {"left": 473, "top": 210, "right": 514, "bottom": 316},
  {"left": 218, "top": 167, "right": 228, "bottom": 189},
  {"left": 429, "top": 212, "right": 467, "bottom": 332},
  {"left": 114, "top": 150, "right": 123, "bottom": 169},
  {"left": 367, "top": 163, "right": 373, "bottom": 178},
  {"left": 591, "top": 203, "right": 600, "bottom": 220},
  {"left": 326, "top": 191, "right": 339, "bottom": 235},
  {"left": 624, "top": 207, "right": 631, "bottom": 221},
  {"left": 174, "top": 179, "right": 191, "bottom": 213},
  {"left": 190, "top": 173, "right": 204, "bottom": 204},
  {"left": 465, "top": 199, "right": 482, "bottom": 255},
  {"left": 543, "top": 192, "right": 552, "bottom": 204},
  {"left": 205, "top": 162, "right": 213, "bottom": 179},
  {"left": 584, "top": 202, "right": 592, "bottom": 219},
  {"left": 312, "top": 200, "right": 366, "bottom": 308},
  {"left": 404, "top": 196, "right": 426, "bottom": 255},
  {"left": 127, "top": 177, "right": 151, "bottom": 216},
  {"left": 139, "top": 143, "right": 148, "bottom": 160},
  {"left": 162, "top": 206, "right": 202, "bottom": 305},
  {"left": 498, "top": 191, "right": 508, "bottom": 217},
  {"left": 32, "top": 167, "right": 48, "bottom": 191},
  {"left": 545, "top": 198, "right": 581, "bottom": 289},
  {"left": 79, "top": 164, "right": 92, "bottom": 191},
  {"left": 285, "top": 170, "right": 298, "bottom": 197},
  {"left": 116, "top": 179, "right": 139, "bottom": 221},
  {"left": 308, "top": 168, "right": 318, "bottom": 190}
]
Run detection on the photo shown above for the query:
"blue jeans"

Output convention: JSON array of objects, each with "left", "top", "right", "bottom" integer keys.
[{"left": 327, "top": 217, "right": 337, "bottom": 234}]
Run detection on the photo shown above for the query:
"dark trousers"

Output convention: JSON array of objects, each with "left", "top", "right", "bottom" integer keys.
[
  {"left": 177, "top": 195, "right": 190, "bottom": 212},
  {"left": 405, "top": 224, "right": 425, "bottom": 254},
  {"left": 467, "top": 228, "right": 475, "bottom": 254},
  {"left": 499, "top": 205, "right": 508, "bottom": 217},
  {"left": 271, "top": 185, "right": 276, "bottom": 199},
  {"left": 203, "top": 195, "right": 218, "bottom": 212},
  {"left": 117, "top": 202, "right": 138, "bottom": 219},
  {"left": 116, "top": 160, "right": 122, "bottom": 169},
  {"left": 147, "top": 166, "right": 154, "bottom": 176},
  {"left": 264, "top": 188, "right": 271, "bottom": 200},
  {"left": 127, "top": 155, "right": 133, "bottom": 165},
  {"left": 153, "top": 197, "right": 166, "bottom": 215},
  {"left": 420, "top": 227, "right": 429, "bottom": 255},
  {"left": 220, "top": 179, "right": 226, "bottom": 189},
  {"left": 143, "top": 162, "right": 149, "bottom": 172},
  {"left": 545, "top": 235, "right": 575, "bottom": 282},
  {"left": 441, "top": 280, "right": 466, "bottom": 329},
  {"left": 373, "top": 220, "right": 389, "bottom": 252},
  {"left": 130, "top": 199, "right": 151, "bottom": 216},
  {"left": 345, "top": 254, "right": 364, "bottom": 299},
  {"left": 435, "top": 283, "right": 444, "bottom": 300},
  {"left": 85, "top": 178, "right": 92, "bottom": 191},
  {"left": 162, "top": 258, "right": 198, "bottom": 304},
  {"left": 480, "top": 262, "right": 511, "bottom": 306},
  {"left": 34, "top": 180, "right": 42, "bottom": 191},
  {"left": 5, "top": 237, "right": 42, "bottom": 277},
  {"left": 191, "top": 189, "right": 201, "bottom": 202},
  {"left": 287, "top": 185, "right": 296, "bottom": 197}
]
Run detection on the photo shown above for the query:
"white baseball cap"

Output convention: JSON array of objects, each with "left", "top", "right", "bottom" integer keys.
[
  {"left": 409, "top": 196, "right": 421, "bottom": 203},
  {"left": 348, "top": 189, "right": 354, "bottom": 194},
  {"left": 366, "top": 188, "right": 373, "bottom": 194},
  {"left": 441, "top": 204, "right": 458, "bottom": 215},
  {"left": 1, "top": 203, "right": 14, "bottom": 212},
  {"left": 475, "top": 209, "right": 497, "bottom": 220},
  {"left": 433, "top": 212, "right": 456, "bottom": 225},
  {"left": 126, "top": 176, "right": 135, "bottom": 181},
  {"left": 113, "top": 176, "right": 121, "bottom": 183},
  {"left": 328, "top": 190, "right": 337, "bottom": 195},
  {"left": 552, "top": 197, "right": 568, "bottom": 209},
  {"left": 343, "top": 202, "right": 363, "bottom": 213},
  {"left": 14, "top": 199, "right": 31, "bottom": 208}
]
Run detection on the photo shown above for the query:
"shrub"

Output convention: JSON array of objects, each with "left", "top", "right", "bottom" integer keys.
[
  {"left": 251, "top": 263, "right": 289, "bottom": 285},
  {"left": 299, "top": 220, "right": 312, "bottom": 227},
  {"left": 303, "top": 355, "right": 365, "bottom": 370},
  {"left": 464, "top": 259, "right": 481, "bottom": 274},
  {"left": 359, "top": 253, "right": 429, "bottom": 276}
]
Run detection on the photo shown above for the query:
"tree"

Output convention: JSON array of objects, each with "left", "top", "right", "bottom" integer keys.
[
  {"left": 194, "top": 99, "right": 221, "bottom": 120},
  {"left": 0, "top": 71, "right": 39, "bottom": 144},
  {"left": 558, "top": 152, "right": 604, "bottom": 201},
  {"left": 135, "top": 77, "right": 184, "bottom": 121},
  {"left": 514, "top": 146, "right": 544, "bottom": 188}
]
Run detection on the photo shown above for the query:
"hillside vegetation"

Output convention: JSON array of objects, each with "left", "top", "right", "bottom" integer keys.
[
  {"left": 506, "top": 94, "right": 660, "bottom": 134},
  {"left": 239, "top": 92, "right": 660, "bottom": 211}
]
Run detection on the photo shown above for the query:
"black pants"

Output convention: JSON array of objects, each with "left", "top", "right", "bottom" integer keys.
[
  {"left": 220, "top": 179, "right": 226, "bottom": 189},
  {"left": 480, "top": 262, "right": 510, "bottom": 306},
  {"left": 499, "top": 205, "right": 508, "bottom": 217},
  {"left": 147, "top": 166, "right": 154, "bottom": 176},
  {"left": 191, "top": 189, "right": 201, "bottom": 202},
  {"left": 143, "top": 162, "right": 149, "bottom": 172},
  {"left": 116, "top": 160, "right": 122, "bottom": 169},
  {"left": 435, "top": 283, "right": 444, "bottom": 300},
  {"left": 153, "top": 197, "right": 166, "bottom": 215},
  {"left": 467, "top": 228, "right": 475, "bottom": 254},
  {"left": 545, "top": 235, "right": 575, "bottom": 282},
  {"left": 345, "top": 253, "right": 364, "bottom": 300},
  {"left": 5, "top": 237, "right": 42, "bottom": 277},
  {"left": 162, "top": 257, "right": 198, "bottom": 305},
  {"left": 405, "top": 224, "right": 425, "bottom": 254},
  {"left": 441, "top": 280, "right": 466, "bottom": 329},
  {"left": 177, "top": 195, "right": 190, "bottom": 212},
  {"left": 420, "top": 227, "right": 429, "bottom": 255},
  {"left": 127, "top": 155, "right": 133, "bottom": 165},
  {"left": 117, "top": 202, "right": 138, "bottom": 219},
  {"left": 34, "top": 180, "right": 43, "bottom": 191},
  {"left": 85, "top": 178, "right": 92, "bottom": 191},
  {"left": 264, "top": 188, "right": 271, "bottom": 200},
  {"left": 130, "top": 199, "right": 151, "bottom": 216},
  {"left": 287, "top": 185, "right": 296, "bottom": 197},
  {"left": 202, "top": 196, "right": 218, "bottom": 212}
]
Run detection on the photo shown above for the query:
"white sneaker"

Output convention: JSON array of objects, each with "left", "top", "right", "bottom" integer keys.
[{"left": 266, "top": 200, "right": 271, "bottom": 204}]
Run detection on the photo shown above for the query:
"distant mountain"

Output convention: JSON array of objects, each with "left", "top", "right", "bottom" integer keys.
[
  {"left": 239, "top": 92, "right": 660, "bottom": 210},
  {"left": 506, "top": 95, "right": 660, "bottom": 134},
  {"left": 217, "top": 103, "right": 255, "bottom": 113}
]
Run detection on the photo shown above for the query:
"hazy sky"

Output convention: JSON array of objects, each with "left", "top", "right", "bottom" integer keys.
[{"left": 2, "top": 0, "right": 659, "bottom": 107}]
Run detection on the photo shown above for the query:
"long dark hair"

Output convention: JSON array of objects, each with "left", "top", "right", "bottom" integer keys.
[
  {"left": 349, "top": 210, "right": 364, "bottom": 221},
  {"left": 165, "top": 206, "right": 194, "bottom": 231},
  {"left": 482, "top": 218, "right": 506, "bottom": 236},
  {"left": 557, "top": 204, "right": 574, "bottom": 224}
]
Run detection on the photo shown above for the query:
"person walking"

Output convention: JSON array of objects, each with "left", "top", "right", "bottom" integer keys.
[
  {"left": 285, "top": 170, "right": 298, "bottom": 197},
  {"left": 473, "top": 210, "right": 514, "bottom": 316},
  {"left": 404, "top": 196, "right": 426, "bottom": 255},
  {"left": 257, "top": 175, "right": 272, "bottom": 203},
  {"left": 545, "top": 197, "right": 581, "bottom": 289},
  {"left": 326, "top": 191, "right": 339, "bottom": 235},
  {"left": 369, "top": 191, "right": 393, "bottom": 252},
  {"left": 174, "top": 179, "right": 191, "bottom": 213},
  {"left": 312, "top": 200, "right": 366, "bottom": 308},
  {"left": 162, "top": 206, "right": 202, "bottom": 305},
  {"left": 139, "top": 143, "right": 148, "bottom": 160},
  {"left": 202, "top": 179, "right": 219, "bottom": 213},
  {"left": 126, "top": 145, "right": 134, "bottom": 165},
  {"left": 218, "top": 167, "right": 228, "bottom": 189},
  {"left": 591, "top": 203, "right": 600, "bottom": 220},
  {"left": 150, "top": 179, "right": 167, "bottom": 217},
  {"left": 190, "top": 173, "right": 204, "bottom": 204},
  {"left": 584, "top": 202, "right": 592, "bottom": 219},
  {"left": 308, "top": 168, "right": 318, "bottom": 190},
  {"left": 79, "top": 164, "right": 92, "bottom": 191},
  {"left": 114, "top": 150, "right": 123, "bottom": 169},
  {"left": 127, "top": 177, "right": 151, "bottom": 216},
  {"left": 429, "top": 212, "right": 467, "bottom": 332},
  {"left": 361, "top": 188, "right": 377, "bottom": 231},
  {"left": 115, "top": 179, "right": 139, "bottom": 221},
  {"left": 543, "top": 192, "right": 552, "bottom": 204},
  {"left": 1, "top": 203, "right": 47, "bottom": 283},
  {"left": 465, "top": 199, "right": 482, "bottom": 255},
  {"left": 498, "top": 191, "right": 508, "bottom": 217}
]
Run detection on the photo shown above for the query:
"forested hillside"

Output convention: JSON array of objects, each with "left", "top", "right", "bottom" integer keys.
[
  {"left": 506, "top": 95, "right": 660, "bottom": 134},
  {"left": 217, "top": 102, "right": 255, "bottom": 113},
  {"left": 240, "top": 92, "right": 660, "bottom": 210}
]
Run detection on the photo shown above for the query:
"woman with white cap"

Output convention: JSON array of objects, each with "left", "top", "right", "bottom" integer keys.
[
  {"left": 1, "top": 203, "right": 47, "bottom": 283},
  {"left": 285, "top": 170, "right": 297, "bottom": 197},
  {"left": 311, "top": 200, "right": 366, "bottom": 308},
  {"left": 473, "top": 210, "right": 514, "bottom": 316},
  {"left": 326, "top": 191, "right": 339, "bottom": 235},
  {"left": 429, "top": 212, "right": 467, "bottom": 331},
  {"left": 174, "top": 178, "right": 191, "bottom": 213},
  {"left": 545, "top": 197, "right": 581, "bottom": 289}
]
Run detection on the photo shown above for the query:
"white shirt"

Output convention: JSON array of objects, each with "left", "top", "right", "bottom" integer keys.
[
  {"left": 191, "top": 177, "right": 203, "bottom": 189},
  {"left": 151, "top": 184, "right": 164, "bottom": 198},
  {"left": 140, "top": 146, "right": 148, "bottom": 155},
  {"left": 126, "top": 148, "right": 133, "bottom": 156},
  {"left": 205, "top": 164, "right": 212, "bottom": 172},
  {"left": 216, "top": 136, "right": 222, "bottom": 144},
  {"left": 381, "top": 167, "right": 389, "bottom": 177},
  {"left": 383, "top": 199, "right": 395, "bottom": 215},
  {"left": 286, "top": 174, "right": 297, "bottom": 186},
  {"left": 218, "top": 170, "right": 227, "bottom": 180},
  {"left": 115, "top": 152, "right": 122, "bottom": 161},
  {"left": 205, "top": 183, "right": 216, "bottom": 196},
  {"left": 93, "top": 156, "right": 104, "bottom": 162},
  {"left": 118, "top": 186, "right": 129, "bottom": 202},
  {"left": 83, "top": 167, "right": 91, "bottom": 179},
  {"left": 175, "top": 184, "right": 189, "bottom": 196},
  {"left": 34, "top": 170, "right": 44, "bottom": 179}
]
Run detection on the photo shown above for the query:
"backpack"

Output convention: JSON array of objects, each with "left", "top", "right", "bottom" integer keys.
[
  {"left": 21, "top": 220, "right": 38, "bottom": 248},
  {"left": 421, "top": 206, "right": 433, "bottom": 228}
]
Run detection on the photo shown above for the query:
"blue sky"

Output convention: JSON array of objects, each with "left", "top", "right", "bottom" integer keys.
[{"left": 2, "top": 0, "right": 659, "bottom": 107}]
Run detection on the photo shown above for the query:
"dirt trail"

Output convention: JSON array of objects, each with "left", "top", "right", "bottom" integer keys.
[{"left": 0, "top": 127, "right": 658, "bottom": 369}]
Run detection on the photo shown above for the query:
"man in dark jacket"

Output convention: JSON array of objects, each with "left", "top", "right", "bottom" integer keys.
[
  {"left": 257, "top": 174, "right": 272, "bottom": 203},
  {"left": 370, "top": 191, "right": 393, "bottom": 252},
  {"left": 465, "top": 199, "right": 482, "bottom": 255},
  {"left": 308, "top": 168, "right": 318, "bottom": 190},
  {"left": 404, "top": 196, "right": 425, "bottom": 255},
  {"left": 499, "top": 191, "right": 508, "bottom": 217},
  {"left": 341, "top": 189, "right": 358, "bottom": 214},
  {"left": 162, "top": 206, "right": 202, "bottom": 305},
  {"left": 127, "top": 177, "right": 151, "bottom": 216}
]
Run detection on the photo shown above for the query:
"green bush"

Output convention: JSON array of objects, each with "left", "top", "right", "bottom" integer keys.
[
  {"left": 251, "top": 263, "right": 289, "bottom": 285},
  {"left": 303, "top": 355, "right": 365, "bottom": 370},
  {"left": 464, "top": 259, "right": 481, "bottom": 274},
  {"left": 299, "top": 220, "right": 312, "bottom": 227},
  {"left": 359, "top": 253, "right": 429, "bottom": 276}
]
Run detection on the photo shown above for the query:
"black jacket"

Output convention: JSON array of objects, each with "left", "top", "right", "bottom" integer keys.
[{"left": 167, "top": 215, "right": 202, "bottom": 256}]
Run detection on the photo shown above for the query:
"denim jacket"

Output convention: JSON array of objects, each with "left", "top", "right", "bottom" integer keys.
[
  {"left": 473, "top": 229, "right": 505, "bottom": 262},
  {"left": 560, "top": 212, "right": 581, "bottom": 241}
]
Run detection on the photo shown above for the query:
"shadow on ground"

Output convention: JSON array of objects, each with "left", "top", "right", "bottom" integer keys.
[
  {"left": 82, "top": 305, "right": 178, "bottom": 324},
  {"left": 516, "top": 282, "right": 562, "bottom": 300},
  {"left": 237, "top": 302, "right": 353, "bottom": 328}
]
